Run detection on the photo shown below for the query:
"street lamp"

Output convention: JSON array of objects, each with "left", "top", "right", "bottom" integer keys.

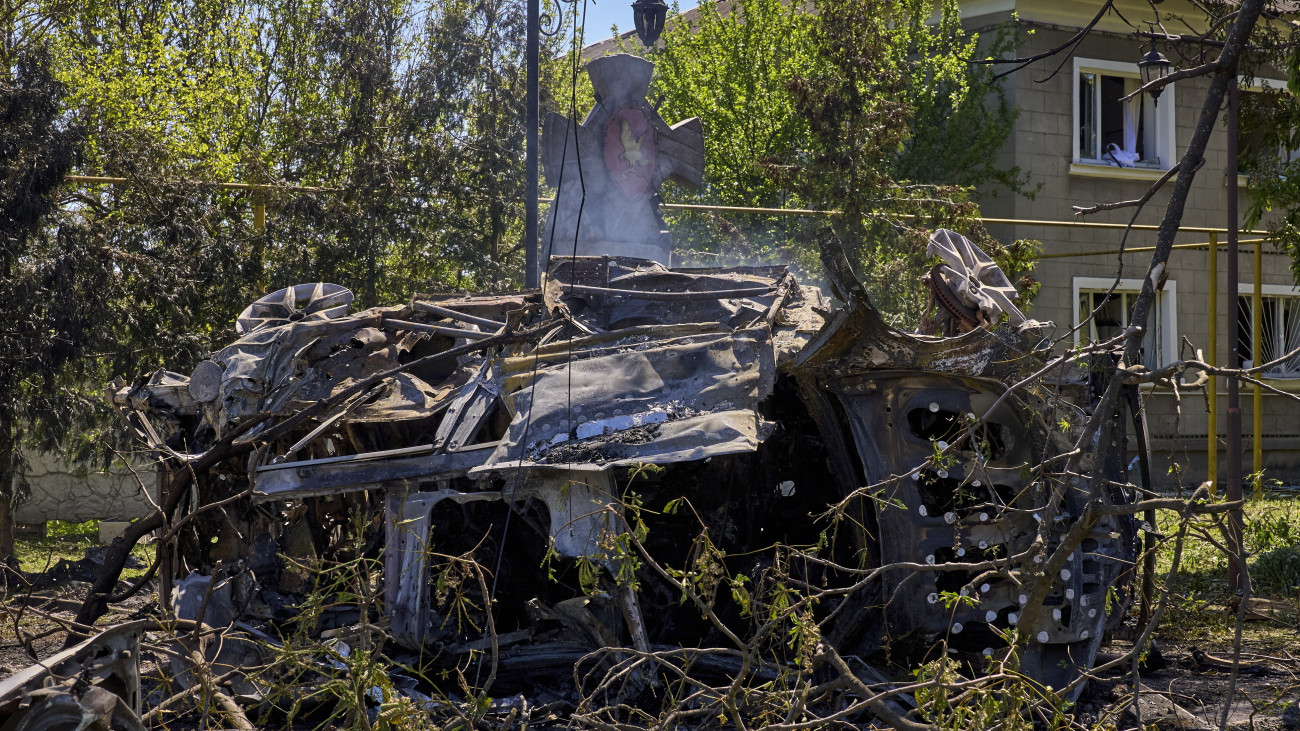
[
  {"left": 1138, "top": 48, "right": 1172, "bottom": 106},
  {"left": 632, "top": 0, "right": 669, "bottom": 46}
]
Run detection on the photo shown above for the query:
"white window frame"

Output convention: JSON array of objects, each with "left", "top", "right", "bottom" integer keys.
[
  {"left": 1235, "top": 282, "right": 1300, "bottom": 378},
  {"left": 1072, "top": 277, "right": 1178, "bottom": 369},
  {"left": 1072, "top": 57, "right": 1177, "bottom": 171}
]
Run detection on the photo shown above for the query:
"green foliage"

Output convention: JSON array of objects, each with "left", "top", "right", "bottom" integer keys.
[
  {"left": 1245, "top": 499, "right": 1300, "bottom": 554},
  {"left": 1251, "top": 546, "right": 1300, "bottom": 596},
  {"left": 1235, "top": 83, "right": 1300, "bottom": 283},
  {"left": 1156, "top": 496, "right": 1300, "bottom": 642},
  {"left": 0, "top": 0, "right": 549, "bottom": 560},
  {"left": 913, "top": 641, "right": 1062, "bottom": 730},
  {"left": 259, "top": 512, "right": 452, "bottom": 730},
  {"left": 653, "top": 0, "right": 817, "bottom": 209},
  {"left": 1235, "top": 30, "right": 1300, "bottom": 282},
  {"left": 645, "top": 0, "right": 1031, "bottom": 323},
  {"left": 0, "top": 47, "right": 87, "bottom": 560}
]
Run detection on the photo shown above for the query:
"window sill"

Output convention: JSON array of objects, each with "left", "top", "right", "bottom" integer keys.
[
  {"left": 1252, "top": 375, "right": 1300, "bottom": 392},
  {"left": 1069, "top": 162, "right": 1171, "bottom": 181}
]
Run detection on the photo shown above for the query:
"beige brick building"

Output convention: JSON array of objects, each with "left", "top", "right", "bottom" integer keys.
[{"left": 962, "top": 0, "right": 1300, "bottom": 489}]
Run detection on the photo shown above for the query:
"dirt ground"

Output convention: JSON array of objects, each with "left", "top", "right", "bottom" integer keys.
[
  {"left": 1080, "top": 628, "right": 1300, "bottom": 730},
  {"left": 3, "top": 547, "right": 1297, "bottom": 730},
  {"left": 6, "top": 493, "right": 1300, "bottom": 730}
]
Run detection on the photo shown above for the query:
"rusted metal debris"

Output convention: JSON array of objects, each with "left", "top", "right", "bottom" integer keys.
[
  {"left": 0, "top": 621, "right": 147, "bottom": 730},
  {"left": 3, "top": 230, "right": 1138, "bottom": 728}
]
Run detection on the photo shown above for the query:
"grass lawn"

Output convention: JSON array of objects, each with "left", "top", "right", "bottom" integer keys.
[
  {"left": 1154, "top": 490, "right": 1300, "bottom": 641},
  {"left": 13, "top": 519, "right": 153, "bottom": 583}
]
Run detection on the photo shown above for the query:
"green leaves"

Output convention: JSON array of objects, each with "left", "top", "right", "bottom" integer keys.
[
  {"left": 643, "top": 0, "right": 1029, "bottom": 321},
  {"left": 0, "top": 1, "right": 537, "bottom": 557}
]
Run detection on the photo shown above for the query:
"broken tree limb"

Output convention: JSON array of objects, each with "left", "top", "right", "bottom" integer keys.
[
  {"left": 1072, "top": 162, "right": 1183, "bottom": 216},
  {"left": 189, "top": 648, "right": 255, "bottom": 731},
  {"left": 813, "top": 643, "right": 933, "bottom": 731},
  {"left": 140, "top": 666, "right": 243, "bottom": 724},
  {"left": 67, "top": 413, "right": 271, "bottom": 644},
  {"left": 1123, "top": 0, "right": 1265, "bottom": 368}
]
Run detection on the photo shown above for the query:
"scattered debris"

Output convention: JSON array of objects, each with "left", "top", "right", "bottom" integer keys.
[
  {"left": 2, "top": 226, "right": 1139, "bottom": 728},
  {"left": 0, "top": 621, "right": 147, "bottom": 731}
]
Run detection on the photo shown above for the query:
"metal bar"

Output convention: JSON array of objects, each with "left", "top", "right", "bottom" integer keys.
[
  {"left": 976, "top": 217, "right": 1260, "bottom": 233},
  {"left": 412, "top": 301, "right": 506, "bottom": 330},
  {"left": 659, "top": 205, "right": 1271, "bottom": 234},
  {"left": 257, "top": 444, "right": 437, "bottom": 472},
  {"left": 252, "top": 447, "right": 497, "bottom": 501},
  {"left": 1226, "top": 82, "right": 1244, "bottom": 592},
  {"left": 1036, "top": 238, "right": 1273, "bottom": 259},
  {"left": 383, "top": 318, "right": 493, "bottom": 340},
  {"left": 563, "top": 282, "right": 775, "bottom": 301},
  {"left": 65, "top": 175, "right": 337, "bottom": 193},
  {"left": 66, "top": 178, "right": 1278, "bottom": 237},
  {"left": 1208, "top": 232, "right": 1218, "bottom": 497},
  {"left": 1253, "top": 238, "right": 1263, "bottom": 498},
  {"left": 524, "top": 0, "right": 540, "bottom": 288},
  {"left": 660, "top": 203, "right": 841, "bottom": 216}
]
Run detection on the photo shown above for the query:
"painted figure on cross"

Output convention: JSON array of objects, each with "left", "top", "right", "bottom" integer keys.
[{"left": 540, "top": 54, "right": 704, "bottom": 273}]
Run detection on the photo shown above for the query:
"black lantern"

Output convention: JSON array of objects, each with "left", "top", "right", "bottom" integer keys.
[
  {"left": 1138, "top": 48, "right": 1172, "bottom": 106},
  {"left": 632, "top": 0, "right": 668, "bottom": 46}
]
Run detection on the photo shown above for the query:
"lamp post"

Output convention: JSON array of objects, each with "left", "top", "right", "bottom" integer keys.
[
  {"left": 1138, "top": 48, "right": 1172, "bottom": 106},
  {"left": 525, "top": 0, "right": 540, "bottom": 288},
  {"left": 1225, "top": 79, "right": 1246, "bottom": 591}
]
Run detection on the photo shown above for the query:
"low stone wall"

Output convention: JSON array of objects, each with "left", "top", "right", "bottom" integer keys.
[{"left": 13, "top": 450, "right": 157, "bottom": 524}]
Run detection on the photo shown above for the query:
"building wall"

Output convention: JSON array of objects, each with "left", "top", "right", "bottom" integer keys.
[
  {"left": 966, "top": 6, "right": 1300, "bottom": 488},
  {"left": 13, "top": 450, "right": 157, "bottom": 525}
]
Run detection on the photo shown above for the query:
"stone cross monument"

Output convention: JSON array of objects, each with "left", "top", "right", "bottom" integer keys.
[{"left": 540, "top": 54, "right": 704, "bottom": 274}]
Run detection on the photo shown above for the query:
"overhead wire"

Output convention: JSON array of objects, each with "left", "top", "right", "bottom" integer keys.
[{"left": 485, "top": 0, "right": 591, "bottom": 675}]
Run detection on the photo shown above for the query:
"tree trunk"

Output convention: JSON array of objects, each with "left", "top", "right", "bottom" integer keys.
[
  {"left": 1124, "top": 0, "right": 1265, "bottom": 362},
  {"left": 0, "top": 405, "right": 16, "bottom": 570}
]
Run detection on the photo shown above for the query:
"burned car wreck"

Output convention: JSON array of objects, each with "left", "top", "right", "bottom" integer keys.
[
  {"left": 6, "top": 55, "right": 1139, "bottom": 729},
  {"left": 87, "top": 231, "right": 1136, "bottom": 720}
]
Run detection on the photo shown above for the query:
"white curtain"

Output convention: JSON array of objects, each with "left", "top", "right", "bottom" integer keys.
[
  {"left": 1106, "top": 99, "right": 1139, "bottom": 167},
  {"left": 1123, "top": 103, "right": 1137, "bottom": 158}
]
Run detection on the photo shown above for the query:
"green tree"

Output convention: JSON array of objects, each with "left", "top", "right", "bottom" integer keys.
[
  {"left": 0, "top": 51, "right": 80, "bottom": 566},
  {"left": 643, "top": 0, "right": 1032, "bottom": 323},
  {"left": 0, "top": 0, "right": 542, "bottom": 565}
]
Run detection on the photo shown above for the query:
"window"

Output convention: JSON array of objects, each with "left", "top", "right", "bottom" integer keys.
[
  {"left": 1237, "top": 285, "right": 1300, "bottom": 377},
  {"left": 1073, "top": 277, "right": 1178, "bottom": 370},
  {"left": 1074, "top": 58, "right": 1176, "bottom": 170}
]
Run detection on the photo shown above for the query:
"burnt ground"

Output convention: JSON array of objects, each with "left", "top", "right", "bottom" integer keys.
[
  {"left": 1078, "top": 627, "right": 1300, "bottom": 730},
  {"left": 3, "top": 541, "right": 1298, "bottom": 730}
]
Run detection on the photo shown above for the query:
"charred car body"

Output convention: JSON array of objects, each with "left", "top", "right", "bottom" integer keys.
[{"left": 99, "top": 235, "right": 1135, "bottom": 703}]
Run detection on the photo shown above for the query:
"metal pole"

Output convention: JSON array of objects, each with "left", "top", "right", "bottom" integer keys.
[
  {"left": 1226, "top": 82, "right": 1245, "bottom": 591},
  {"left": 524, "top": 0, "right": 540, "bottom": 289},
  {"left": 1208, "top": 231, "right": 1218, "bottom": 497},
  {"left": 1253, "top": 238, "right": 1263, "bottom": 498}
]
